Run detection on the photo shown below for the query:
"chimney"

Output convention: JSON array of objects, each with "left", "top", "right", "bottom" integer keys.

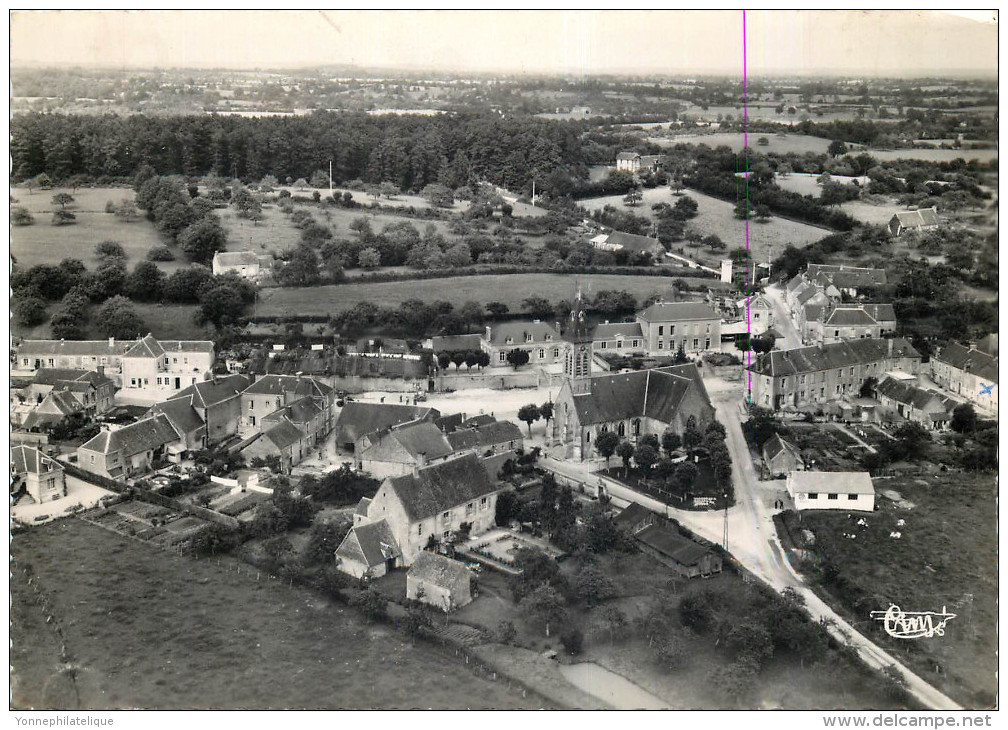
[
  {"left": 108, "top": 337, "right": 115, "bottom": 348},
  {"left": 97, "top": 365, "right": 105, "bottom": 377},
  {"left": 485, "top": 325, "right": 492, "bottom": 342},
  {"left": 887, "top": 339, "right": 893, "bottom": 358}
]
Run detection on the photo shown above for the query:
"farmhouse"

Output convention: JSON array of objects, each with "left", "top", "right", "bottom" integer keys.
[
  {"left": 636, "top": 301, "right": 721, "bottom": 355},
  {"left": 14, "top": 338, "right": 131, "bottom": 386},
  {"left": 634, "top": 523, "right": 723, "bottom": 578},
  {"left": 166, "top": 374, "right": 253, "bottom": 445},
  {"left": 17, "top": 368, "right": 116, "bottom": 415},
  {"left": 355, "top": 421, "right": 456, "bottom": 478},
  {"left": 613, "top": 502, "right": 659, "bottom": 534},
  {"left": 552, "top": 363, "right": 715, "bottom": 461},
  {"left": 805, "top": 263, "right": 888, "bottom": 294},
  {"left": 351, "top": 452, "right": 503, "bottom": 565},
  {"left": 119, "top": 334, "right": 216, "bottom": 402},
  {"left": 929, "top": 340, "right": 998, "bottom": 414},
  {"left": 615, "top": 151, "right": 642, "bottom": 172},
  {"left": 211, "top": 250, "right": 272, "bottom": 280},
  {"left": 787, "top": 471, "right": 875, "bottom": 512},
  {"left": 482, "top": 320, "right": 562, "bottom": 366},
  {"left": 147, "top": 396, "right": 207, "bottom": 453},
  {"left": 77, "top": 414, "right": 185, "bottom": 480},
  {"left": 874, "top": 376, "right": 957, "bottom": 430},
  {"left": 240, "top": 419, "right": 312, "bottom": 474},
  {"left": 239, "top": 374, "right": 335, "bottom": 436},
  {"left": 406, "top": 552, "right": 474, "bottom": 610},
  {"left": 334, "top": 402, "right": 440, "bottom": 452},
  {"left": 587, "top": 231, "right": 664, "bottom": 260},
  {"left": 761, "top": 433, "right": 805, "bottom": 477},
  {"left": 888, "top": 206, "right": 940, "bottom": 237},
  {"left": 445, "top": 419, "right": 524, "bottom": 456},
  {"left": 11, "top": 445, "right": 66, "bottom": 503},
  {"left": 334, "top": 519, "right": 402, "bottom": 579},
  {"left": 746, "top": 338, "right": 921, "bottom": 412}
]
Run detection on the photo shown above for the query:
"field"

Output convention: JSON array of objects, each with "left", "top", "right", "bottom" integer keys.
[
  {"left": 579, "top": 186, "right": 830, "bottom": 266},
  {"left": 866, "top": 148, "right": 999, "bottom": 164},
  {"left": 790, "top": 472, "right": 998, "bottom": 708},
  {"left": 10, "top": 186, "right": 184, "bottom": 272},
  {"left": 257, "top": 272, "right": 725, "bottom": 318},
  {"left": 10, "top": 519, "right": 542, "bottom": 710},
  {"left": 647, "top": 132, "right": 835, "bottom": 156}
]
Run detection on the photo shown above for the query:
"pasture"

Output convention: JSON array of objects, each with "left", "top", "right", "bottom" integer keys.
[
  {"left": 774, "top": 173, "right": 902, "bottom": 225},
  {"left": 10, "top": 519, "right": 542, "bottom": 710},
  {"left": 647, "top": 132, "right": 835, "bottom": 156},
  {"left": 258, "top": 273, "right": 724, "bottom": 318},
  {"left": 865, "top": 148, "right": 998, "bottom": 164},
  {"left": 579, "top": 186, "right": 830, "bottom": 266}
]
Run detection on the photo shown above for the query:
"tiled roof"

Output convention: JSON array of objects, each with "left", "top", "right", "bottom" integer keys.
[
  {"left": 355, "top": 497, "right": 372, "bottom": 517},
  {"left": 485, "top": 321, "right": 559, "bottom": 346},
  {"left": 174, "top": 374, "right": 253, "bottom": 408},
  {"left": 637, "top": 301, "right": 718, "bottom": 323},
  {"left": 824, "top": 308, "right": 878, "bottom": 326},
  {"left": 334, "top": 403, "right": 439, "bottom": 446},
  {"left": 387, "top": 422, "right": 454, "bottom": 460},
  {"left": 79, "top": 414, "right": 182, "bottom": 457},
  {"left": 149, "top": 396, "right": 207, "bottom": 436},
  {"left": 786, "top": 274, "right": 806, "bottom": 293},
  {"left": 605, "top": 231, "right": 661, "bottom": 254},
  {"left": 592, "top": 321, "right": 644, "bottom": 340},
  {"left": 30, "top": 368, "right": 112, "bottom": 388},
  {"left": 262, "top": 419, "right": 305, "bottom": 450},
  {"left": 805, "top": 263, "right": 887, "bottom": 286},
  {"left": 570, "top": 363, "right": 710, "bottom": 426},
  {"left": 862, "top": 304, "right": 897, "bottom": 322},
  {"left": 748, "top": 338, "right": 920, "bottom": 377},
  {"left": 934, "top": 341, "right": 998, "bottom": 383},
  {"left": 445, "top": 420, "right": 523, "bottom": 452},
  {"left": 385, "top": 453, "right": 498, "bottom": 522},
  {"left": 243, "top": 374, "right": 334, "bottom": 398},
  {"left": 17, "top": 339, "right": 130, "bottom": 357},
  {"left": 408, "top": 552, "right": 472, "bottom": 595},
  {"left": 875, "top": 376, "right": 951, "bottom": 413},
  {"left": 893, "top": 207, "right": 939, "bottom": 227},
  {"left": 214, "top": 250, "right": 260, "bottom": 266},
  {"left": 462, "top": 414, "right": 495, "bottom": 428},
  {"left": 336, "top": 519, "right": 401, "bottom": 567},
  {"left": 789, "top": 471, "right": 875, "bottom": 495},
  {"left": 10, "top": 445, "right": 63, "bottom": 476},
  {"left": 263, "top": 396, "right": 324, "bottom": 426},
  {"left": 635, "top": 524, "right": 714, "bottom": 567},
  {"left": 613, "top": 501, "right": 656, "bottom": 529},
  {"left": 616, "top": 151, "right": 641, "bottom": 161},
  {"left": 762, "top": 433, "right": 802, "bottom": 462},
  {"left": 124, "top": 334, "right": 166, "bottom": 358},
  {"left": 431, "top": 334, "right": 483, "bottom": 352}
]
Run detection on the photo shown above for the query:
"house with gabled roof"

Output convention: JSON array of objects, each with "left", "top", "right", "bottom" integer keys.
[
  {"left": 587, "top": 231, "right": 664, "bottom": 260},
  {"left": 888, "top": 206, "right": 940, "bottom": 237},
  {"left": 873, "top": 376, "right": 956, "bottom": 430},
  {"left": 334, "top": 519, "right": 403, "bottom": 579},
  {"left": 170, "top": 374, "right": 253, "bottom": 444},
  {"left": 552, "top": 363, "right": 715, "bottom": 461},
  {"left": 11, "top": 445, "right": 66, "bottom": 503},
  {"left": 76, "top": 414, "right": 185, "bottom": 480},
  {"left": 482, "top": 320, "right": 562, "bottom": 366},
  {"left": 147, "top": 397, "right": 207, "bottom": 452},
  {"left": 239, "top": 374, "right": 335, "bottom": 437},
  {"left": 240, "top": 418, "right": 313, "bottom": 473},
  {"left": 334, "top": 402, "right": 441, "bottom": 452},
  {"left": 13, "top": 337, "right": 131, "bottom": 385},
  {"left": 406, "top": 552, "right": 474, "bottom": 610},
  {"left": 444, "top": 419, "right": 524, "bottom": 457},
  {"left": 591, "top": 321, "right": 647, "bottom": 354},
  {"left": 616, "top": 150, "right": 642, "bottom": 172},
  {"left": 929, "top": 340, "right": 998, "bottom": 413},
  {"left": 787, "top": 471, "right": 875, "bottom": 512},
  {"left": 636, "top": 301, "right": 721, "bottom": 355},
  {"left": 634, "top": 523, "right": 722, "bottom": 578},
  {"left": 352, "top": 452, "right": 503, "bottom": 565},
  {"left": 212, "top": 250, "right": 272, "bottom": 280},
  {"left": 119, "top": 333, "right": 215, "bottom": 402},
  {"left": 355, "top": 421, "right": 456, "bottom": 478},
  {"left": 761, "top": 433, "right": 805, "bottom": 477}
]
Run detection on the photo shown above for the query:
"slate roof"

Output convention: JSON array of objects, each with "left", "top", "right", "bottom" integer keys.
[
  {"left": 262, "top": 419, "right": 305, "bottom": 450},
  {"left": 485, "top": 321, "right": 559, "bottom": 346},
  {"left": 637, "top": 301, "right": 718, "bottom": 323},
  {"left": 445, "top": 420, "right": 523, "bottom": 452},
  {"left": 748, "top": 338, "right": 920, "bottom": 377},
  {"left": 408, "top": 552, "right": 472, "bottom": 596},
  {"left": 635, "top": 524, "right": 715, "bottom": 567},
  {"left": 148, "top": 396, "right": 207, "bottom": 435},
  {"left": 431, "top": 334, "right": 483, "bottom": 353},
  {"left": 17, "top": 339, "right": 131, "bottom": 357},
  {"left": 935, "top": 341, "right": 998, "bottom": 383},
  {"left": 213, "top": 250, "right": 260, "bottom": 267},
  {"left": 786, "top": 274, "right": 806, "bottom": 293},
  {"left": 30, "top": 368, "right": 113, "bottom": 389},
  {"left": 805, "top": 264, "right": 887, "bottom": 287},
  {"left": 762, "top": 433, "right": 803, "bottom": 463},
  {"left": 862, "top": 304, "right": 897, "bottom": 323},
  {"left": 592, "top": 321, "right": 645, "bottom": 340},
  {"left": 795, "top": 286, "right": 825, "bottom": 307},
  {"left": 263, "top": 396, "right": 324, "bottom": 426},
  {"left": 892, "top": 207, "right": 939, "bottom": 228},
  {"left": 124, "top": 333, "right": 166, "bottom": 358},
  {"left": 336, "top": 519, "right": 401, "bottom": 568},
  {"left": 824, "top": 308, "right": 878, "bottom": 326},
  {"left": 243, "top": 374, "right": 333, "bottom": 398},
  {"left": 384, "top": 453, "right": 499, "bottom": 522},
  {"left": 616, "top": 151, "right": 641, "bottom": 161},
  {"left": 875, "top": 377, "right": 951, "bottom": 414},
  {"left": 570, "top": 363, "right": 711, "bottom": 427},
  {"left": 434, "top": 413, "right": 465, "bottom": 433},
  {"left": 383, "top": 421, "right": 454, "bottom": 460},
  {"left": 462, "top": 414, "right": 496, "bottom": 428},
  {"left": 355, "top": 497, "right": 372, "bottom": 517},
  {"left": 174, "top": 374, "right": 253, "bottom": 408},
  {"left": 79, "top": 414, "right": 182, "bottom": 457},
  {"left": 789, "top": 471, "right": 875, "bottom": 496},
  {"left": 334, "top": 403, "right": 439, "bottom": 446},
  {"left": 10, "top": 446, "right": 63, "bottom": 476},
  {"left": 605, "top": 231, "right": 661, "bottom": 254},
  {"left": 613, "top": 502, "right": 657, "bottom": 530}
]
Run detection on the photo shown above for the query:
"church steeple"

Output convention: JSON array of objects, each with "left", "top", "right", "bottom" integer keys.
[{"left": 563, "top": 283, "right": 592, "bottom": 381}]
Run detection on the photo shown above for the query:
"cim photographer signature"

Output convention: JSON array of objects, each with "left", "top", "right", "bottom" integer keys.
[{"left": 870, "top": 605, "right": 957, "bottom": 639}]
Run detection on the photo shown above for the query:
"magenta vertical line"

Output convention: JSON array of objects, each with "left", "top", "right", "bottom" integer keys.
[{"left": 742, "top": 9, "right": 753, "bottom": 399}]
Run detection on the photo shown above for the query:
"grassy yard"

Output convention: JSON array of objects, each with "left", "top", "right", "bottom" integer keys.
[
  {"left": 10, "top": 186, "right": 187, "bottom": 273},
  {"left": 579, "top": 186, "right": 830, "bottom": 267},
  {"left": 257, "top": 272, "right": 722, "bottom": 317},
  {"left": 10, "top": 519, "right": 541, "bottom": 710},
  {"left": 789, "top": 471, "right": 998, "bottom": 708}
]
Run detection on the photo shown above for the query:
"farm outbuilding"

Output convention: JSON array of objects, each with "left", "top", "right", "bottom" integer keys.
[
  {"left": 634, "top": 523, "right": 722, "bottom": 578},
  {"left": 406, "top": 551, "right": 474, "bottom": 611}
]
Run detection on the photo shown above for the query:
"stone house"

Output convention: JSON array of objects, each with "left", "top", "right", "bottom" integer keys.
[
  {"left": 636, "top": 301, "right": 721, "bottom": 355},
  {"left": 406, "top": 552, "right": 474, "bottom": 610},
  {"left": 119, "top": 334, "right": 215, "bottom": 402},
  {"left": 481, "top": 321, "right": 562, "bottom": 367},
  {"left": 77, "top": 414, "right": 185, "bottom": 480},
  {"left": 11, "top": 445, "right": 66, "bottom": 503}
]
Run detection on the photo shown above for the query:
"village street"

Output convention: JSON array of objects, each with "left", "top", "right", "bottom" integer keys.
[{"left": 764, "top": 284, "right": 803, "bottom": 349}]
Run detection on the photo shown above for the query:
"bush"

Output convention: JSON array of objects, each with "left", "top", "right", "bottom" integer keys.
[
  {"left": 146, "top": 245, "right": 176, "bottom": 262},
  {"left": 560, "top": 626, "right": 584, "bottom": 655},
  {"left": 349, "top": 587, "right": 387, "bottom": 622},
  {"left": 12, "top": 206, "right": 35, "bottom": 225},
  {"left": 496, "top": 620, "right": 517, "bottom": 645}
]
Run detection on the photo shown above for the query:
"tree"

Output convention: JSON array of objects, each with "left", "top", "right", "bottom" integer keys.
[
  {"left": 197, "top": 281, "right": 248, "bottom": 329},
  {"left": 309, "top": 170, "right": 330, "bottom": 189},
  {"left": 616, "top": 441, "right": 635, "bottom": 477},
  {"left": 661, "top": 429, "right": 682, "bottom": 455},
  {"left": 178, "top": 217, "right": 228, "bottom": 264},
  {"left": 379, "top": 181, "right": 399, "bottom": 199},
  {"left": 436, "top": 352, "right": 451, "bottom": 370},
  {"left": 682, "top": 424, "right": 702, "bottom": 453},
  {"left": 11, "top": 206, "right": 34, "bottom": 226},
  {"left": 357, "top": 247, "right": 381, "bottom": 269},
  {"left": 52, "top": 193, "right": 74, "bottom": 209},
  {"left": 349, "top": 588, "right": 387, "bottom": 622},
  {"left": 506, "top": 349, "right": 530, "bottom": 369},
  {"left": 422, "top": 183, "right": 455, "bottom": 208},
  {"left": 95, "top": 240, "right": 126, "bottom": 262},
  {"left": 115, "top": 199, "right": 139, "bottom": 222},
  {"left": 52, "top": 209, "right": 76, "bottom": 225},
  {"left": 539, "top": 401, "right": 554, "bottom": 430},
  {"left": 517, "top": 404, "right": 541, "bottom": 436},
  {"left": 704, "top": 234, "right": 726, "bottom": 252},
  {"left": 575, "top": 564, "right": 616, "bottom": 607},
  {"left": 519, "top": 583, "right": 567, "bottom": 637},
  {"left": 276, "top": 243, "right": 321, "bottom": 287},
  {"left": 485, "top": 302, "right": 509, "bottom": 318},
  {"left": 634, "top": 444, "right": 659, "bottom": 480},
  {"left": 522, "top": 296, "right": 552, "bottom": 319},
  {"left": 232, "top": 186, "right": 263, "bottom": 223},
  {"left": 458, "top": 301, "right": 483, "bottom": 332},
  {"left": 595, "top": 430, "right": 620, "bottom": 468},
  {"left": 302, "top": 517, "right": 352, "bottom": 565},
  {"left": 623, "top": 189, "right": 643, "bottom": 206},
  {"left": 599, "top": 604, "right": 628, "bottom": 645},
  {"left": 95, "top": 296, "right": 146, "bottom": 339},
  {"left": 125, "top": 261, "right": 165, "bottom": 302},
  {"left": 560, "top": 626, "right": 584, "bottom": 656},
  {"left": 673, "top": 461, "right": 698, "bottom": 494},
  {"left": 496, "top": 620, "right": 518, "bottom": 645},
  {"left": 14, "top": 297, "right": 47, "bottom": 327},
  {"left": 828, "top": 140, "right": 849, "bottom": 158},
  {"left": 951, "top": 403, "right": 978, "bottom": 434}
]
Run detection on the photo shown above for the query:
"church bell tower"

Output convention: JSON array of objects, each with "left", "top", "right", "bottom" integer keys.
[{"left": 563, "top": 284, "right": 592, "bottom": 390}]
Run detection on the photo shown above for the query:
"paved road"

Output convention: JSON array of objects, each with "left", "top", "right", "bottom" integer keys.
[{"left": 764, "top": 284, "right": 803, "bottom": 349}]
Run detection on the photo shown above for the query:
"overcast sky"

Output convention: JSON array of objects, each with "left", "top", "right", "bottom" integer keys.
[{"left": 9, "top": 10, "right": 999, "bottom": 77}]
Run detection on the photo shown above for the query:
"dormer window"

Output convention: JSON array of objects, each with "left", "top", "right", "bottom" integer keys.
[
  {"left": 505, "top": 337, "right": 513, "bottom": 345},
  {"left": 525, "top": 333, "right": 533, "bottom": 343}
]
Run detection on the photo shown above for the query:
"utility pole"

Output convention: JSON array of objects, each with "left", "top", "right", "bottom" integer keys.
[
  {"left": 329, "top": 160, "right": 333, "bottom": 194},
  {"left": 722, "top": 491, "right": 729, "bottom": 552}
]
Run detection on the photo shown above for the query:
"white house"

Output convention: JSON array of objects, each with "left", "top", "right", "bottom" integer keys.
[
  {"left": 212, "top": 250, "right": 272, "bottom": 280},
  {"left": 119, "top": 334, "right": 215, "bottom": 401},
  {"left": 787, "top": 471, "right": 875, "bottom": 512},
  {"left": 11, "top": 446, "right": 66, "bottom": 503}
]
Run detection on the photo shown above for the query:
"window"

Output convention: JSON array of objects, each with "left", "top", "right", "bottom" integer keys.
[
  {"left": 807, "top": 492, "right": 817, "bottom": 499},
  {"left": 21, "top": 358, "right": 27, "bottom": 366},
  {"left": 834, "top": 330, "right": 840, "bottom": 338},
  {"left": 754, "top": 313, "right": 760, "bottom": 320},
  {"left": 131, "top": 378, "right": 137, "bottom": 386},
  {"left": 144, "top": 378, "right": 149, "bottom": 385},
  {"left": 616, "top": 340, "right": 623, "bottom": 349},
  {"left": 820, "top": 388, "right": 825, "bottom": 397},
  {"left": 799, "top": 390, "right": 805, "bottom": 399},
  {"left": 156, "top": 377, "right": 161, "bottom": 385},
  {"left": 706, "top": 324, "right": 711, "bottom": 333},
  {"left": 658, "top": 326, "right": 664, "bottom": 335},
  {"left": 658, "top": 341, "right": 664, "bottom": 350},
  {"left": 480, "top": 497, "right": 488, "bottom": 509},
  {"left": 632, "top": 339, "right": 639, "bottom": 348},
  {"left": 250, "top": 401, "right": 254, "bottom": 409},
  {"left": 553, "top": 348, "right": 559, "bottom": 358},
  {"left": 443, "top": 530, "right": 450, "bottom": 539},
  {"left": 499, "top": 351, "right": 506, "bottom": 363},
  {"left": 828, "top": 493, "right": 838, "bottom": 500},
  {"left": 693, "top": 338, "right": 699, "bottom": 350},
  {"left": 849, "top": 367, "right": 854, "bottom": 376},
  {"left": 165, "top": 358, "right": 169, "bottom": 366},
  {"left": 705, "top": 338, "right": 711, "bottom": 349},
  {"left": 418, "top": 524, "right": 423, "bottom": 536},
  {"left": 442, "top": 511, "right": 449, "bottom": 520},
  {"left": 848, "top": 494, "right": 859, "bottom": 501},
  {"left": 184, "top": 357, "right": 188, "bottom": 364},
  {"left": 48, "top": 358, "right": 54, "bottom": 367},
  {"left": 525, "top": 333, "right": 533, "bottom": 343},
  {"left": 539, "top": 349, "right": 545, "bottom": 359},
  {"left": 505, "top": 337, "right": 513, "bottom": 344},
  {"left": 835, "top": 385, "right": 841, "bottom": 394},
  {"left": 173, "top": 357, "right": 178, "bottom": 364},
  {"left": 800, "top": 375, "right": 806, "bottom": 384},
  {"left": 600, "top": 341, "right": 607, "bottom": 349},
  {"left": 545, "top": 334, "right": 552, "bottom": 341},
  {"left": 670, "top": 325, "right": 676, "bottom": 336}
]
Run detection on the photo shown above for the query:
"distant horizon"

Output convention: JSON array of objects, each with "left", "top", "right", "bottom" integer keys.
[{"left": 9, "top": 10, "right": 999, "bottom": 78}]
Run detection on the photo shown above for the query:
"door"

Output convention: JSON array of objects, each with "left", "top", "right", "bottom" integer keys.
[{"left": 174, "top": 377, "right": 180, "bottom": 389}]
